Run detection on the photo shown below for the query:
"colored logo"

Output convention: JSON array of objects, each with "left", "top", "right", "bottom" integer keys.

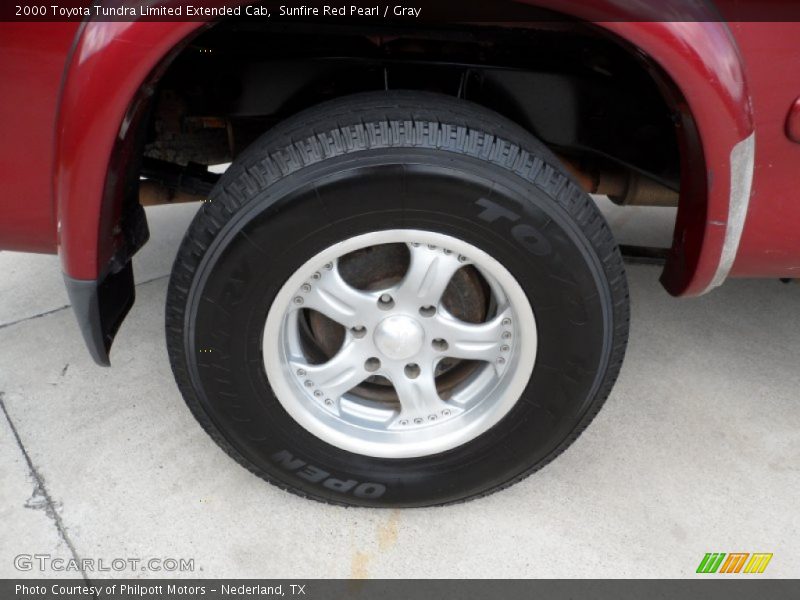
[{"left": 696, "top": 553, "right": 773, "bottom": 574}]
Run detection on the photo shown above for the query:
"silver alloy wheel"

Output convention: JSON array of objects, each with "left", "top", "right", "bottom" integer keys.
[{"left": 263, "top": 229, "right": 537, "bottom": 458}]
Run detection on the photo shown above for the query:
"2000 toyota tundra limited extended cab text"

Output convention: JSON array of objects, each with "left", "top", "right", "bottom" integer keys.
[{"left": 1, "top": 1, "right": 799, "bottom": 507}]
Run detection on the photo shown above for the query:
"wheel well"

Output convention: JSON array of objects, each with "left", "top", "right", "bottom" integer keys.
[
  {"left": 79, "top": 16, "right": 704, "bottom": 365},
  {"left": 140, "top": 18, "right": 683, "bottom": 191}
]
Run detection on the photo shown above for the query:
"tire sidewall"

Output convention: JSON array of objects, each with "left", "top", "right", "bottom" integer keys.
[{"left": 178, "top": 148, "right": 613, "bottom": 507}]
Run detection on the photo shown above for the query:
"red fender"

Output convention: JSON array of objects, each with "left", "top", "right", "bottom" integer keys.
[
  {"left": 55, "top": 21, "right": 203, "bottom": 281},
  {"left": 55, "top": 2, "right": 754, "bottom": 297}
]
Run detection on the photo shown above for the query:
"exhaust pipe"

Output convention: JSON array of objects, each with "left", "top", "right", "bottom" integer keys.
[
  {"left": 138, "top": 158, "right": 218, "bottom": 206},
  {"left": 139, "top": 179, "right": 207, "bottom": 206},
  {"left": 558, "top": 155, "right": 678, "bottom": 207}
]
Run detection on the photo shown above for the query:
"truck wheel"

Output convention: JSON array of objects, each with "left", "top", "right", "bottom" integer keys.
[{"left": 165, "top": 91, "right": 629, "bottom": 507}]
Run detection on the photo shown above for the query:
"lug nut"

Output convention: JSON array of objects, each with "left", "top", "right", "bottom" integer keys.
[
  {"left": 432, "top": 338, "right": 449, "bottom": 351},
  {"left": 365, "top": 357, "right": 381, "bottom": 372},
  {"left": 350, "top": 326, "right": 367, "bottom": 339},
  {"left": 404, "top": 363, "right": 421, "bottom": 379},
  {"left": 419, "top": 305, "right": 436, "bottom": 317},
  {"left": 378, "top": 294, "right": 395, "bottom": 310}
]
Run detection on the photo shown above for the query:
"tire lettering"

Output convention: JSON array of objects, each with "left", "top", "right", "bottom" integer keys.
[
  {"left": 476, "top": 197, "right": 519, "bottom": 225},
  {"left": 476, "top": 197, "right": 551, "bottom": 256},
  {"left": 270, "top": 450, "right": 386, "bottom": 499},
  {"left": 297, "top": 464, "right": 329, "bottom": 484},
  {"left": 354, "top": 483, "right": 387, "bottom": 499},
  {"left": 322, "top": 478, "right": 358, "bottom": 493},
  {"left": 271, "top": 449, "right": 305, "bottom": 471},
  {"left": 511, "top": 223, "right": 552, "bottom": 256}
]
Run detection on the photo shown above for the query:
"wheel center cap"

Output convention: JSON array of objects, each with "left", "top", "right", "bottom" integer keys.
[{"left": 373, "top": 315, "right": 425, "bottom": 360}]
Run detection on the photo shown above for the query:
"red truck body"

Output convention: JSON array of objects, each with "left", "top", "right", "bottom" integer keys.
[{"left": 1, "top": 4, "right": 799, "bottom": 303}]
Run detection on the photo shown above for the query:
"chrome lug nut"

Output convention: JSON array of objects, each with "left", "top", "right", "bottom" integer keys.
[{"left": 378, "top": 294, "right": 395, "bottom": 310}]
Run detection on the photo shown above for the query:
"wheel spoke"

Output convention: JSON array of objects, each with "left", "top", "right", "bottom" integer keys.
[
  {"left": 434, "top": 307, "right": 513, "bottom": 363},
  {"left": 291, "top": 342, "right": 368, "bottom": 402},
  {"left": 393, "top": 243, "right": 467, "bottom": 307},
  {"left": 390, "top": 367, "right": 449, "bottom": 420},
  {"left": 299, "top": 262, "right": 376, "bottom": 328}
]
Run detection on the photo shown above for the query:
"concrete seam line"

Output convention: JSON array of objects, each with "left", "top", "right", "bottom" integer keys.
[
  {"left": 0, "top": 273, "right": 169, "bottom": 331},
  {"left": 0, "top": 305, "right": 71, "bottom": 330},
  {"left": 137, "top": 273, "right": 170, "bottom": 286},
  {"left": 0, "top": 392, "right": 92, "bottom": 585}
]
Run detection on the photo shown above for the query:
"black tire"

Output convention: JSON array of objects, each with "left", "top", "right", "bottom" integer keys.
[{"left": 166, "top": 91, "right": 629, "bottom": 507}]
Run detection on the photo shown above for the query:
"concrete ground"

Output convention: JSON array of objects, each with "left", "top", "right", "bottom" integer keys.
[{"left": 0, "top": 199, "right": 798, "bottom": 579}]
